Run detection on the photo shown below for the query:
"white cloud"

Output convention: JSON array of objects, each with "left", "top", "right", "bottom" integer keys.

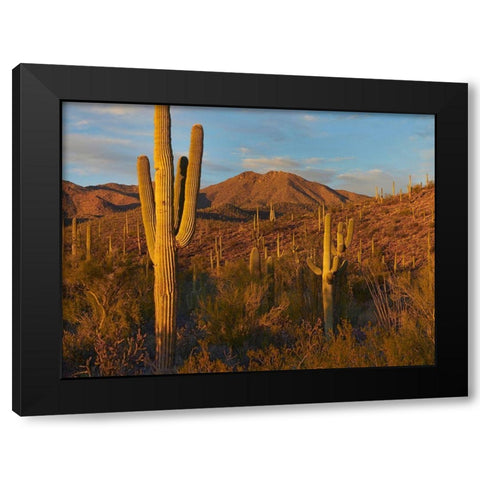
[
  {"left": 88, "top": 105, "right": 141, "bottom": 116},
  {"left": 303, "top": 156, "right": 355, "bottom": 165},
  {"left": 303, "top": 114, "right": 317, "bottom": 122},
  {"left": 234, "top": 146, "right": 251, "bottom": 155},
  {"left": 242, "top": 156, "right": 301, "bottom": 172},
  {"left": 68, "top": 102, "right": 153, "bottom": 118},
  {"left": 328, "top": 156, "right": 355, "bottom": 162},
  {"left": 62, "top": 133, "right": 138, "bottom": 181},
  {"left": 336, "top": 168, "right": 393, "bottom": 195}
]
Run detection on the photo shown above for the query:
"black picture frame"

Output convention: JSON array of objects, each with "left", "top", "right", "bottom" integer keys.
[{"left": 12, "top": 63, "right": 468, "bottom": 416}]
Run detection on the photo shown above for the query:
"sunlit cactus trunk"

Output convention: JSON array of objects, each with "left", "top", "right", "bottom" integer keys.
[
  {"left": 137, "top": 105, "right": 203, "bottom": 371},
  {"left": 306, "top": 213, "right": 354, "bottom": 333}
]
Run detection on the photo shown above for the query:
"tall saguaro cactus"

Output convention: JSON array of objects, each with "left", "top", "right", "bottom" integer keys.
[
  {"left": 306, "top": 213, "right": 354, "bottom": 333},
  {"left": 137, "top": 105, "right": 203, "bottom": 371}
]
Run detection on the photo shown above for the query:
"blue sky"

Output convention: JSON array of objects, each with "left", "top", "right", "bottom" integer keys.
[{"left": 62, "top": 102, "right": 434, "bottom": 196}]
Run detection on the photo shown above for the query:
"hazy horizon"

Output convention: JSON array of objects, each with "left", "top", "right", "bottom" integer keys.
[{"left": 62, "top": 102, "right": 435, "bottom": 196}]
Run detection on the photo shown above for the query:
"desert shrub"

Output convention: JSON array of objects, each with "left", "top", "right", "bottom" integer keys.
[
  {"left": 178, "top": 340, "right": 235, "bottom": 373},
  {"left": 62, "top": 257, "right": 154, "bottom": 377},
  {"left": 75, "top": 329, "right": 152, "bottom": 377}
]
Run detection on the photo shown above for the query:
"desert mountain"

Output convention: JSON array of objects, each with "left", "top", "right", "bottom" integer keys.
[
  {"left": 198, "top": 171, "right": 368, "bottom": 209},
  {"left": 62, "top": 181, "right": 140, "bottom": 219},
  {"left": 62, "top": 171, "right": 369, "bottom": 219}
]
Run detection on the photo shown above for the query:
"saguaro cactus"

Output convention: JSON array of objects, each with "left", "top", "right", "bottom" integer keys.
[
  {"left": 137, "top": 105, "right": 203, "bottom": 371},
  {"left": 266, "top": 256, "right": 275, "bottom": 307},
  {"left": 249, "top": 246, "right": 261, "bottom": 277},
  {"left": 71, "top": 217, "right": 77, "bottom": 259},
  {"left": 269, "top": 202, "right": 276, "bottom": 222},
  {"left": 86, "top": 222, "right": 91, "bottom": 261},
  {"left": 306, "top": 213, "right": 354, "bottom": 332},
  {"left": 136, "top": 218, "right": 141, "bottom": 254}
]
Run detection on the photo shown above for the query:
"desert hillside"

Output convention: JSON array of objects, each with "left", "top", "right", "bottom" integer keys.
[
  {"left": 62, "top": 170, "right": 369, "bottom": 220},
  {"left": 198, "top": 170, "right": 368, "bottom": 208}
]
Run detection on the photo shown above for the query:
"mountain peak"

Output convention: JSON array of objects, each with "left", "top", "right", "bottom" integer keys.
[{"left": 199, "top": 170, "right": 367, "bottom": 209}]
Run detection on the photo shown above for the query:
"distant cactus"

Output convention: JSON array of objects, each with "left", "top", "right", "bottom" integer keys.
[
  {"left": 392, "top": 181, "right": 395, "bottom": 196},
  {"left": 277, "top": 232, "right": 281, "bottom": 258},
  {"left": 266, "top": 255, "right": 274, "bottom": 276},
  {"left": 317, "top": 205, "right": 322, "bottom": 231},
  {"left": 137, "top": 105, "right": 203, "bottom": 371},
  {"left": 306, "top": 213, "right": 354, "bottom": 332},
  {"left": 266, "top": 255, "right": 275, "bottom": 307},
  {"left": 269, "top": 202, "right": 276, "bottom": 222},
  {"left": 86, "top": 222, "right": 91, "bottom": 261},
  {"left": 71, "top": 217, "right": 77, "bottom": 259},
  {"left": 136, "top": 218, "right": 141, "bottom": 254},
  {"left": 145, "top": 254, "right": 150, "bottom": 280},
  {"left": 249, "top": 246, "right": 261, "bottom": 277},
  {"left": 122, "top": 224, "right": 126, "bottom": 257},
  {"left": 215, "top": 246, "right": 221, "bottom": 276}
]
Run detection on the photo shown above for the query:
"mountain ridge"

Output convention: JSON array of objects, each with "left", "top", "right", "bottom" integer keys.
[{"left": 62, "top": 170, "right": 369, "bottom": 219}]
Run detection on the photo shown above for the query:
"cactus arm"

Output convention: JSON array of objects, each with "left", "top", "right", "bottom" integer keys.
[
  {"left": 345, "top": 218, "right": 354, "bottom": 248},
  {"left": 176, "top": 124, "right": 203, "bottom": 248},
  {"left": 337, "top": 222, "right": 345, "bottom": 254},
  {"left": 323, "top": 213, "right": 332, "bottom": 273},
  {"left": 173, "top": 156, "right": 188, "bottom": 234},
  {"left": 137, "top": 155, "right": 156, "bottom": 262},
  {"left": 306, "top": 257, "right": 322, "bottom": 276},
  {"left": 338, "top": 259, "right": 348, "bottom": 275},
  {"left": 331, "top": 255, "right": 339, "bottom": 273}
]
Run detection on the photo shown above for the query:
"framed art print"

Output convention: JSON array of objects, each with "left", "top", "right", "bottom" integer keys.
[{"left": 13, "top": 64, "right": 468, "bottom": 415}]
